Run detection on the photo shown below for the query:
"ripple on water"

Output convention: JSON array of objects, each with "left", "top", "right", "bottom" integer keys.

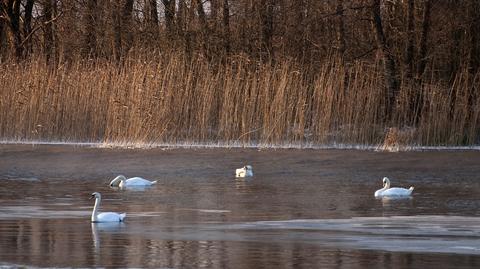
[
  {"left": 210, "top": 216, "right": 480, "bottom": 255},
  {"left": 1, "top": 176, "right": 40, "bottom": 182},
  {"left": 0, "top": 205, "right": 90, "bottom": 219}
]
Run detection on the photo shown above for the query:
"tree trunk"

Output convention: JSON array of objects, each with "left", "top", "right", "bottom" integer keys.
[
  {"left": 259, "top": 0, "right": 274, "bottom": 57},
  {"left": 222, "top": 0, "right": 230, "bottom": 55},
  {"left": 468, "top": 0, "right": 480, "bottom": 74},
  {"left": 177, "top": 0, "right": 186, "bottom": 36},
  {"left": 111, "top": 0, "right": 122, "bottom": 61},
  {"left": 336, "top": 0, "right": 346, "bottom": 57},
  {"left": 417, "top": 0, "right": 431, "bottom": 79},
  {"left": 372, "top": 0, "right": 400, "bottom": 120},
  {"left": 176, "top": 0, "right": 191, "bottom": 57},
  {"left": 0, "top": 17, "right": 5, "bottom": 60},
  {"left": 210, "top": 0, "right": 218, "bottom": 21},
  {"left": 149, "top": 0, "right": 159, "bottom": 27},
  {"left": 3, "top": 0, "right": 23, "bottom": 59},
  {"left": 405, "top": 0, "right": 415, "bottom": 80},
  {"left": 24, "top": 0, "right": 35, "bottom": 56},
  {"left": 84, "top": 0, "right": 98, "bottom": 57},
  {"left": 195, "top": 0, "right": 209, "bottom": 55},
  {"left": 43, "top": 0, "right": 55, "bottom": 63},
  {"left": 122, "top": 0, "right": 134, "bottom": 54},
  {"left": 196, "top": 0, "right": 208, "bottom": 32},
  {"left": 162, "top": 0, "right": 175, "bottom": 37}
]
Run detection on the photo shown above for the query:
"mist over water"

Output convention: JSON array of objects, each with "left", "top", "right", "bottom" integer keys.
[{"left": 0, "top": 144, "right": 479, "bottom": 268}]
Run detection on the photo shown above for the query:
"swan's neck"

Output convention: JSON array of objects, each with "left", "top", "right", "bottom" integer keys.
[
  {"left": 383, "top": 182, "right": 390, "bottom": 190},
  {"left": 91, "top": 197, "right": 101, "bottom": 222},
  {"left": 110, "top": 176, "right": 122, "bottom": 186},
  {"left": 119, "top": 178, "right": 126, "bottom": 187}
]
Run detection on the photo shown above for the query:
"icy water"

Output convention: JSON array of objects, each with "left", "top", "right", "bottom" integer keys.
[{"left": 0, "top": 145, "right": 480, "bottom": 268}]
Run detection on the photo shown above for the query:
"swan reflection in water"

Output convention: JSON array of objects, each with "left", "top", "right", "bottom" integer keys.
[
  {"left": 380, "top": 195, "right": 414, "bottom": 208},
  {"left": 91, "top": 222, "right": 126, "bottom": 251}
]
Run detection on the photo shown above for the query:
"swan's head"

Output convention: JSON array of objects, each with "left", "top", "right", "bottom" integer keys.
[
  {"left": 91, "top": 192, "right": 101, "bottom": 199},
  {"left": 382, "top": 177, "right": 391, "bottom": 188},
  {"left": 109, "top": 175, "right": 126, "bottom": 186},
  {"left": 245, "top": 165, "right": 253, "bottom": 171}
]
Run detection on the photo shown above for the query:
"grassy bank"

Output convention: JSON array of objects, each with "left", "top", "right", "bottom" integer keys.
[{"left": 1, "top": 53, "right": 479, "bottom": 148}]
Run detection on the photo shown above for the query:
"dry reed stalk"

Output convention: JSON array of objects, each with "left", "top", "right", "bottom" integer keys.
[{"left": 0, "top": 53, "right": 478, "bottom": 147}]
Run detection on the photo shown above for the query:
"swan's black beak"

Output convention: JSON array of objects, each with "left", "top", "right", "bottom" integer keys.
[{"left": 90, "top": 194, "right": 95, "bottom": 199}]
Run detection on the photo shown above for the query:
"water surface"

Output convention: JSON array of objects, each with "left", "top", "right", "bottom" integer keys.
[{"left": 0, "top": 145, "right": 479, "bottom": 268}]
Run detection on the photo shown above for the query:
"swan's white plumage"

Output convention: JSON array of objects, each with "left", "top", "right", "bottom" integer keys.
[
  {"left": 95, "top": 212, "right": 126, "bottom": 222},
  {"left": 374, "top": 177, "right": 414, "bottom": 198},
  {"left": 235, "top": 165, "right": 253, "bottom": 178},
  {"left": 109, "top": 175, "right": 157, "bottom": 188},
  {"left": 91, "top": 192, "right": 126, "bottom": 223}
]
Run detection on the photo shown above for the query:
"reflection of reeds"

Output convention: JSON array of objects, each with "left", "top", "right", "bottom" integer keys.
[{"left": 0, "top": 53, "right": 478, "bottom": 147}]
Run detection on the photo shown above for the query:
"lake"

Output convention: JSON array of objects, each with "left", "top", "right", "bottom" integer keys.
[{"left": 0, "top": 144, "right": 479, "bottom": 268}]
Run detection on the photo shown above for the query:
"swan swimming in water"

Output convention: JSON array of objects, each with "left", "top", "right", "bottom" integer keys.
[
  {"left": 90, "top": 192, "right": 126, "bottom": 223},
  {"left": 374, "top": 177, "right": 414, "bottom": 198},
  {"left": 236, "top": 165, "right": 253, "bottom": 178},
  {"left": 109, "top": 175, "right": 157, "bottom": 188}
]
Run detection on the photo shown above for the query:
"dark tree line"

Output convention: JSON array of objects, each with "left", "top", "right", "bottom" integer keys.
[
  {"left": 1, "top": 1, "right": 479, "bottom": 109},
  {"left": 1, "top": 1, "right": 479, "bottom": 70}
]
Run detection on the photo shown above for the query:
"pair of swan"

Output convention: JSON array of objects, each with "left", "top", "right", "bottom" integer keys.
[
  {"left": 375, "top": 177, "right": 414, "bottom": 198},
  {"left": 236, "top": 165, "right": 253, "bottom": 178},
  {"left": 91, "top": 175, "right": 157, "bottom": 222}
]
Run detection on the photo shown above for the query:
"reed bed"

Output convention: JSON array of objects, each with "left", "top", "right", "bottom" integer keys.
[{"left": 0, "top": 53, "right": 479, "bottom": 148}]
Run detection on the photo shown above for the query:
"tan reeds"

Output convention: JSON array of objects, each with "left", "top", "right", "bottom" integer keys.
[{"left": 0, "top": 53, "right": 478, "bottom": 147}]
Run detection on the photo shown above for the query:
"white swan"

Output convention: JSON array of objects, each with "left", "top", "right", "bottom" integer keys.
[
  {"left": 90, "top": 192, "right": 126, "bottom": 223},
  {"left": 374, "top": 177, "right": 414, "bottom": 198},
  {"left": 236, "top": 165, "right": 253, "bottom": 178},
  {"left": 109, "top": 175, "right": 157, "bottom": 188}
]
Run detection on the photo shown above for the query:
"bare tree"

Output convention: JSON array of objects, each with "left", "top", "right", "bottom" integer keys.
[
  {"left": 405, "top": 0, "right": 415, "bottom": 80},
  {"left": 162, "top": 0, "right": 175, "bottom": 37},
  {"left": 43, "top": 0, "right": 56, "bottom": 63},
  {"left": 259, "top": 0, "right": 274, "bottom": 57},
  {"left": 149, "top": 0, "right": 159, "bottom": 28},
  {"left": 196, "top": 0, "right": 207, "bottom": 31},
  {"left": 210, "top": 0, "right": 218, "bottom": 21},
  {"left": 468, "top": 0, "right": 480, "bottom": 74},
  {"left": 222, "top": 0, "right": 230, "bottom": 55},
  {"left": 24, "top": 0, "right": 35, "bottom": 56},
  {"left": 194, "top": 0, "right": 210, "bottom": 55},
  {"left": 336, "top": 0, "right": 347, "bottom": 57},
  {"left": 372, "top": 0, "right": 400, "bottom": 119},
  {"left": 84, "top": 0, "right": 98, "bottom": 57},
  {"left": 417, "top": 0, "right": 432, "bottom": 79},
  {"left": 0, "top": 17, "right": 4, "bottom": 59},
  {"left": 111, "top": 0, "right": 122, "bottom": 61},
  {"left": 122, "top": 0, "right": 134, "bottom": 53},
  {"left": 1, "top": 0, "right": 22, "bottom": 59}
]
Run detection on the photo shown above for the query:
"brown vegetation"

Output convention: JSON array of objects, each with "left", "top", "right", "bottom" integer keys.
[
  {"left": 0, "top": 1, "right": 479, "bottom": 147},
  {"left": 0, "top": 53, "right": 478, "bottom": 146}
]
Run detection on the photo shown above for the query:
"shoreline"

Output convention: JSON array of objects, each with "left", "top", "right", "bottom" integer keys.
[{"left": 1, "top": 140, "right": 479, "bottom": 151}]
